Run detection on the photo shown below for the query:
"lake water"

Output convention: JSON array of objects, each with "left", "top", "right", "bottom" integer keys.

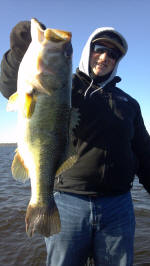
[{"left": 0, "top": 145, "right": 150, "bottom": 266}]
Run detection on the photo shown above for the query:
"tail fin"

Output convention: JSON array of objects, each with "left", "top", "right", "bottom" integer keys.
[{"left": 25, "top": 199, "right": 61, "bottom": 237}]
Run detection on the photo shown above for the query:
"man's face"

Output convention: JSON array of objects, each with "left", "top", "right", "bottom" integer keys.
[{"left": 89, "top": 41, "right": 118, "bottom": 76}]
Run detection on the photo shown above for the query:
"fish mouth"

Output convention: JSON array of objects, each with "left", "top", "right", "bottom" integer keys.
[
  {"left": 44, "top": 29, "right": 72, "bottom": 42},
  {"left": 31, "top": 18, "right": 71, "bottom": 43},
  {"left": 32, "top": 18, "right": 46, "bottom": 31}
]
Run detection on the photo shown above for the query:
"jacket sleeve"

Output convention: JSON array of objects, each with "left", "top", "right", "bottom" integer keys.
[
  {"left": 0, "top": 20, "right": 32, "bottom": 99},
  {"left": 132, "top": 103, "right": 150, "bottom": 193},
  {"left": 0, "top": 50, "right": 21, "bottom": 99},
  {"left": 0, "top": 20, "right": 46, "bottom": 100}
]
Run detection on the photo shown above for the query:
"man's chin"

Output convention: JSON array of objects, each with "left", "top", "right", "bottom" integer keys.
[{"left": 94, "top": 70, "right": 107, "bottom": 77}]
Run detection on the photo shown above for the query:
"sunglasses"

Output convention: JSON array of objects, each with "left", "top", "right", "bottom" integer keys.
[{"left": 92, "top": 44, "right": 120, "bottom": 60}]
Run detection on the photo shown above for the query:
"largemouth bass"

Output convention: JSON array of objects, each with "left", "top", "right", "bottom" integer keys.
[{"left": 7, "top": 18, "right": 78, "bottom": 237}]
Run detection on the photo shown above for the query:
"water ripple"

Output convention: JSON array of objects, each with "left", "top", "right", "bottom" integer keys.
[{"left": 0, "top": 145, "right": 150, "bottom": 265}]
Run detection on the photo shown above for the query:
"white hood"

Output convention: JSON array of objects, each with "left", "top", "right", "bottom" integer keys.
[{"left": 79, "top": 27, "right": 128, "bottom": 88}]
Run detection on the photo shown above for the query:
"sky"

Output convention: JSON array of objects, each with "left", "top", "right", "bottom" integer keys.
[{"left": 0, "top": 0, "right": 150, "bottom": 143}]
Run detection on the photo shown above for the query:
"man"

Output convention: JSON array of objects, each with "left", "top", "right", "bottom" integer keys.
[{"left": 1, "top": 21, "right": 150, "bottom": 266}]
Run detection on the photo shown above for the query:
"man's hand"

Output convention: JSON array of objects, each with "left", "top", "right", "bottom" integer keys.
[
  {"left": 0, "top": 19, "right": 46, "bottom": 99},
  {"left": 10, "top": 20, "right": 46, "bottom": 60}
]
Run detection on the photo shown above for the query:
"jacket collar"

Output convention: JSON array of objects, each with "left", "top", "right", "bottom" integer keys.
[{"left": 74, "top": 68, "right": 121, "bottom": 96}]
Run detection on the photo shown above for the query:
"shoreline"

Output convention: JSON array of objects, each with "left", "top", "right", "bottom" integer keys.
[{"left": 0, "top": 143, "right": 17, "bottom": 146}]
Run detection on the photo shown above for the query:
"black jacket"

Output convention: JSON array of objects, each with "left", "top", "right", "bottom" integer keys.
[
  {"left": 55, "top": 69, "right": 150, "bottom": 195},
  {"left": 1, "top": 51, "right": 150, "bottom": 196}
]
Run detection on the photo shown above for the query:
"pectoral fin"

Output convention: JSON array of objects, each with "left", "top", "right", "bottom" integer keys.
[
  {"left": 23, "top": 93, "right": 37, "bottom": 118},
  {"left": 11, "top": 150, "right": 29, "bottom": 182},
  {"left": 7, "top": 91, "right": 37, "bottom": 118},
  {"left": 7, "top": 92, "right": 19, "bottom": 112}
]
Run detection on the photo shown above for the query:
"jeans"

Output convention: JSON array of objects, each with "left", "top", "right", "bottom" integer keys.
[{"left": 45, "top": 191, "right": 135, "bottom": 266}]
